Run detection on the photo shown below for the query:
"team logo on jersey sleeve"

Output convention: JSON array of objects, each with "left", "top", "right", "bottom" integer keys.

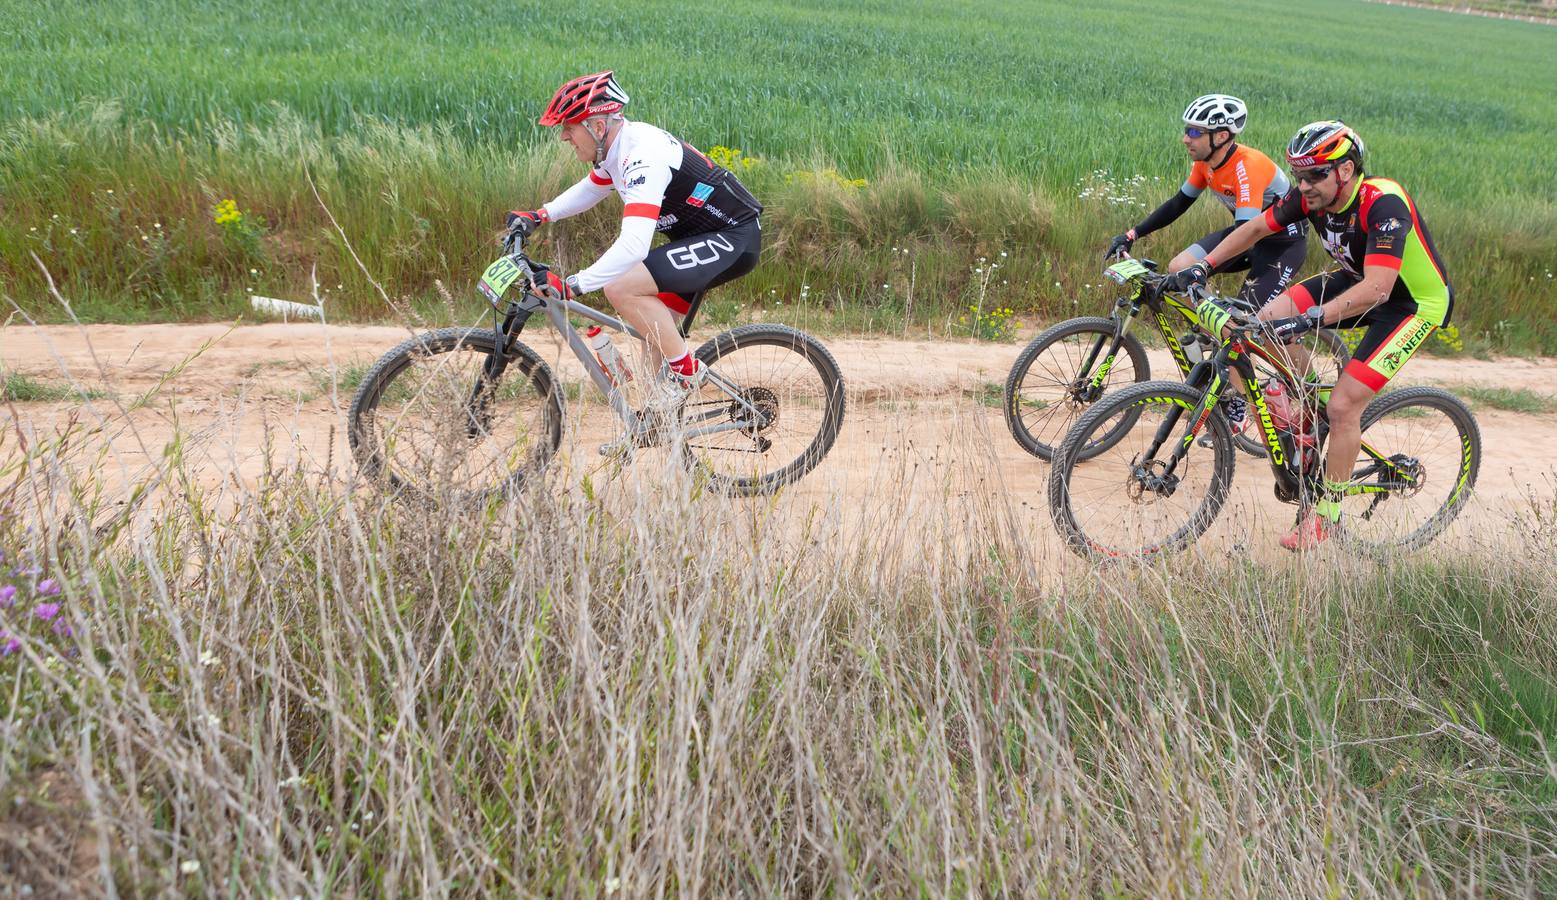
[{"left": 686, "top": 183, "right": 715, "bottom": 207}]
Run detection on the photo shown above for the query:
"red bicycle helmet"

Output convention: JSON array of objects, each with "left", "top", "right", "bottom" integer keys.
[{"left": 539, "top": 71, "right": 630, "bottom": 126}]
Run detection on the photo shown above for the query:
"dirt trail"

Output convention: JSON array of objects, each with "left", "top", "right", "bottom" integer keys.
[{"left": 5, "top": 322, "right": 1556, "bottom": 568}]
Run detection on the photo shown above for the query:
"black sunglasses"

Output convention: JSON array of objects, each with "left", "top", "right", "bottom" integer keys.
[
  {"left": 1183, "top": 126, "right": 1207, "bottom": 139},
  {"left": 1291, "top": 165, "right": 1337, "bottom": 186}
]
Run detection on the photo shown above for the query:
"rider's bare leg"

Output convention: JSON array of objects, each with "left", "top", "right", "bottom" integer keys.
[
  {"left": 1322, "top": 373, "right": 1372, "bottom": 485},
  {"left": 602, "top": 264, "right": 686, "bottom": 372}
]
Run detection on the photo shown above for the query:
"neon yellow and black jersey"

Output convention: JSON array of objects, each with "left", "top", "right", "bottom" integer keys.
[{"left": 1265, "top": 177, "right": 1452, "bottom": 326}]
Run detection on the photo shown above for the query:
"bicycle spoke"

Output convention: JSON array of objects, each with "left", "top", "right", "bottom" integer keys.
[
  {"left": 1050, "top": 381, "right": 1234, "bottom": 559},
  {"left": 1336, "top": 388, "right": 1479, "bottom": 551}
]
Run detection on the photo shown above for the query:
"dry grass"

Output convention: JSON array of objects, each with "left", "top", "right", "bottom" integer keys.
[{"left": 2, "top": 386, "right": 1556, "bottom": 896}]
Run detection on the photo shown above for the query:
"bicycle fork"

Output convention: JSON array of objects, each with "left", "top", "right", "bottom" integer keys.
[
  {"left": 1077, "top": 303, "right": 1139, "bottom": 400},
  {"left": 1121, "top": 358, "right": 1227, "bottom": 497}
]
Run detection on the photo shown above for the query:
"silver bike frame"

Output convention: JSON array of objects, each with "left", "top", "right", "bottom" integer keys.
[{"left": 528, "top": 291, "right": 769, "bottom": 448}]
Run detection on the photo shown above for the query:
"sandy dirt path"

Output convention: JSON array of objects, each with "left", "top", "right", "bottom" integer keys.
[{"left": 5, "top": 322, "right": 1556, "bottom": 570}]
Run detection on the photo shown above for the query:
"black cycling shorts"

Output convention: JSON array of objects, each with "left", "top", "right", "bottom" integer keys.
[
  {"left": 1288, "top": 271, "right": 1438, "bottom": 392},
  {"left": 643, "top": 219, "right": 761, "bottom": 314},
  {"left": 1191, "top": 225, "right": 1306, "bottom": 311}
]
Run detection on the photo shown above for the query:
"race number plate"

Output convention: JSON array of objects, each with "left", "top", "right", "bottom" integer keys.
[
  {"left": 478, "top": 256, "right": 525, "bottom": 304},
  {"left": 1104, "top": 258, "right": 1149, "bottom": 284}
]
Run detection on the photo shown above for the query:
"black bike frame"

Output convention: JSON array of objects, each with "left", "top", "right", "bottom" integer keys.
[
  {"left": 1128, "top": 326, "right": 1426, "bottom": 508},
  {"left": 1076, "top": 282, "right": 1209, "bottom": 398}
]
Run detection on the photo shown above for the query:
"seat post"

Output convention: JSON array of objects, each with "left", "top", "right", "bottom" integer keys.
[{"left": 678, "top": 290, "right": 708, "bottom": 337}]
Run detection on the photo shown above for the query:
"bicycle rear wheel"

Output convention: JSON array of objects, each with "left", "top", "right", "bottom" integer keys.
[
  {"left": 1003, "top": 316, "right": 1150, "bottom": 461},
  {"left": 348, "top": 327, "right": 564, "bottom": 502},
  {"left": 1049, "top": 380, "right": 1237, "bottom": 559},
  {"left": 1335, "top": 386, "right": 1480, "bottom": 553},
  {"left": 682, "top": 324, "right": 845, "bottom": 497}
]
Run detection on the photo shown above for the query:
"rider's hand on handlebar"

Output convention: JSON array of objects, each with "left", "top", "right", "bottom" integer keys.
[
  {"left": 1163, "top": 261, "right": 1211, "bottom": 294},
  {"left": 1263, "top": 307, "right": 1324, "bottom": 344},
  {"left": 504, "top": 208, "right": 549, "bottom": 240},
  {"left": 1104, "top": 231, "right": 1135, "bottom": 261},
  {"left": 538, "top": 271, "right": 576, "bottom": 301}
]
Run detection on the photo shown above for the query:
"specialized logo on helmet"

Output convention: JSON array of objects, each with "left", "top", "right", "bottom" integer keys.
[
  {"left": 539, "top": 71, "right": 631, "bottom": 127},
  {"left": 1287, "top": 120, "right": 1364, "bottom": 168}
]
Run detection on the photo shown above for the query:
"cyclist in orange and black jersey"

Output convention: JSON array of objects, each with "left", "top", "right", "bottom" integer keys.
[
  {"left": 1107, "top": 95, "right": 1308, "bottom": 312},
  {"left": 1165, "top": 121, "right": 1453, "bottom": 551}
]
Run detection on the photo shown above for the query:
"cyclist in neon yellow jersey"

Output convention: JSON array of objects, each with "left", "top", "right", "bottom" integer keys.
[{"left": 1165, "top": 121, "right": 1453, "bottom": 550}]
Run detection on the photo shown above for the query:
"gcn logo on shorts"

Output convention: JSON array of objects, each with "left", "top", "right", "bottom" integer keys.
[{"left": 667, "top": 234, "right": 734, "bottom": 270}]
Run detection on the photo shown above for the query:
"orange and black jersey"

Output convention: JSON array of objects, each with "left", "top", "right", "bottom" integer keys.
[
  {"left": 1132, "top": 143, "right": 1305, "bottom": 240},
  {"left": 1266, "top": 177, "right": 1453, "bottom": 325}
]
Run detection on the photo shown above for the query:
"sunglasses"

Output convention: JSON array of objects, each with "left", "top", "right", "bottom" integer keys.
[
  {"left": 1183, "top": 126, "right": 1207, "bottom": 139},
  {"left": 1291, "top": 165, "right": 1337, "bottom": 186}
]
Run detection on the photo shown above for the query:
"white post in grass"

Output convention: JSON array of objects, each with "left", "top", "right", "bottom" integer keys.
[{"left": 250, "top": 295, "right": 324, "bottom": 321}]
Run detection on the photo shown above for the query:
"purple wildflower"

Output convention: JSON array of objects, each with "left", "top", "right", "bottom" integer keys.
[
  {"left": 1, "top": 634, "right": 18, "bottom": 656},
  {"left": 37, "top": 578, "right": 60, "bottom": 596},
  {"left": 52, "top": 619, "right": 74, "bottom": 638},
  {"left": 32, "top": 602, "right": 60, "bottom": 621},
  {"left": 0, "top": 584, "right": 15, "bottom": 609}
]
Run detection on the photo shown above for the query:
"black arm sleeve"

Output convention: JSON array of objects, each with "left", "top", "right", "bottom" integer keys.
[{"left": 1132, "top": 190, "right": 1197, "bottom": 238}]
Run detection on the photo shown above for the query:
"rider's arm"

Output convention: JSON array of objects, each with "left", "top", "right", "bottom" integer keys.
[
  {"left": 542, "top": 167, "right": 615, "bottom": 221},
  {"left": 1202, "top": 186, "right": 1298, "bottom": 272},
  {"left": 1313, "top": 194, "right": 1413, "bottom": 323},
  {"left": 568, "top": 161, "right": 673, "bottom": 293},
  {"left": 1200, "top": 215, "right": 1274, "bottom": 272},
  {"left": 1129, "top": 178, "right": 1201, "bottom": 240}
]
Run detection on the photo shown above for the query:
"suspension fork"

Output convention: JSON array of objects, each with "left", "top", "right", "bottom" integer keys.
[
  {"left": 1138, "top": 352, "right": 1232, "bottom": 476},
  {"left": 464, "top": 301, "right": 535, "bottom": 436},
  {"left": 1079, "top": 299, "right": 1140, "bottom": 394}
]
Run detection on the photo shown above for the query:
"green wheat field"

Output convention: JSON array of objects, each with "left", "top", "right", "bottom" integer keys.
[
  {"left": 1, "top": 0, "right": 1554, "bottom": 347},
  {"left": 4, "top": 0, "right": 1557, "bottom": 894}
]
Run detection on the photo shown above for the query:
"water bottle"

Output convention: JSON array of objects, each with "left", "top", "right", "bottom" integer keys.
[
  {"left": 1263, "top": 379, "right": 1296, "bottom": 432},
  {"left": 585, "top": 326, "right": 633, "bottom": 387}
]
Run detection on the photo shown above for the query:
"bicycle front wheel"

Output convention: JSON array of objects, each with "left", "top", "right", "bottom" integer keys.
[
  {"left": 1336, "top": 386, "right": 1480, "bottom": 553},
  {"left": 348, "top": 327, "right": 564, "bottom": 502},
  {"left": 1049, "top": 380, "right": 1237, "bottom": 559},
  {"left": 683, "top": 324, "right": 845, "bottom": 497},
  {"left": 1004, "top": 316, "right": 1150, "bottom": 461}
]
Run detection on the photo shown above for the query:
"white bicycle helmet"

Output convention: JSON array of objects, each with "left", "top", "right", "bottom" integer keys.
[{"left": 1182, "top": 94, "right": 1248, "bottom": 134}]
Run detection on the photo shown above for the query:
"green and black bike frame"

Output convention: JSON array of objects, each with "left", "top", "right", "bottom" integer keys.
[
  {"left": 1076, "top": 261, "right": 1210, "bottom": 401},
  {"left": 1131, "top": 322, "right": 1429, "bottom": 513}
]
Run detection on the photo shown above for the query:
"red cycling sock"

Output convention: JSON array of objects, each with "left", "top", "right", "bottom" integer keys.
[{"left": 667, "top": 353, "right": 698, "bottom": 376}]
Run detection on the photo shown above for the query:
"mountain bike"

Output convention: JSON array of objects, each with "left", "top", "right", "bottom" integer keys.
[
  {"left": 347, "top": 230, "right": 845, "bottom": 501},
  {"left": 1004, "top": 256, "right": 1349, "bottom": 461},
  {"left": 1046, "top": 274, "right": 1480, "bottom": 559}
]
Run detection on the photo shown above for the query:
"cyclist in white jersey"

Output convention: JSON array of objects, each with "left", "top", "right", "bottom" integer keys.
[{"left": 506, "top": 71, "right": 762, "bottom": 404}]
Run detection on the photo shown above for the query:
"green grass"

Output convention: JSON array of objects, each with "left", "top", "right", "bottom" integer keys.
[
  {"left": 0, "top": 372, "right": 107, "bottom": 402},
  {"left": 0, "top": 0, "right": 1554, "bottom": 350},
  {"left": 1443, "top": 382, "right": 1557, "bottom": 414}
]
